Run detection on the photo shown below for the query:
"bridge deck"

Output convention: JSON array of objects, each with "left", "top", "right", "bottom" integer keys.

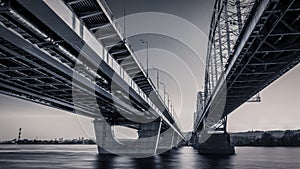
[
  {"left": 224, "top": 0, "right": 300, "bottom": 116},
  {"left": 62, "top": 0, "right": 176, "bottom": 124},
  {"left": 0, "top": 0, "right": 183, "bottom": 136},
  {"left": 196, "top": 0, "right": 300, "bottom": 130}
]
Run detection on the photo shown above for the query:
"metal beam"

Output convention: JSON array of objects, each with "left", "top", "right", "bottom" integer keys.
[
  {"left": 89, "top": 23, "right": 110, "bottom": 31},
  {"left": 0, "top": 67, "right": 40, "bottom": 72},
  {"left": 105, "top": 42, "right": 124, "bottom": 49},
  {"left": 27, "top": 83, "right": 66, "bottom": 87},
  {"left": 110, "top": 49, "right": 128, "bottom": 55},
  {"left": 79, "top": 11, "right": 104, "bottom": 19},
  {"left": 257, "top": 48, "right": 300, "bottom": 53},
  {"left": 10, "top": 76, "right": 48, "bottom": 80},
  {"left": 97, "top": 33, "right": 118, "bottom": 40},
  {"left": 248, "top": 62, "right": 287, "bottom": 66},
  {"left": 240, "top": 72, "right": 276, "bottom": 75},
  {"left": 66, "top": 0, "right": 87, "bottom": 5}
]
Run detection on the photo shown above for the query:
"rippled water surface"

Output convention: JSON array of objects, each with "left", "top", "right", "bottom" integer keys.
[{"left": 0, "top": 145, "right": 299, "bottom": 169}]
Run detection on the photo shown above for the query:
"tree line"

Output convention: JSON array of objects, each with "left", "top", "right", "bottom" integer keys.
[{"left": 232, "top": 130, "right": 300, "bottom": 146}]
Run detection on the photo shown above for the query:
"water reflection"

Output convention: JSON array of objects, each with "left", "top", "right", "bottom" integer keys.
[
  {"left": 95, "top": 147, "right": 234, "bottom": 169},
  {"left": 199, "top": 155, "right": 233, "bottom": 169},
  {"left": 1, "top": 145, "right": 300, "bottom": 169},
  {"left": 95, "top": 155, "right": 159, "bottom": 169}
]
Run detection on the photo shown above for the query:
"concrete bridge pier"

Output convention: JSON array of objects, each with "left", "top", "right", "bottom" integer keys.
[
  {"left": 170, "top": 133, "right": 183, "bottom": 149},
  {"left": 191, "top": 132, "right": 200, "bottom": 149},
  {"left": 196, "top": 117, "right": 235, "bottom": 155},
  {"left": 156, "top": 129, "right": 175, "bottom": 154},
  {"left": 198, "top": 132, "right": 235, "bottom": 155},
  {"left": 93, "top": 118, "right": 162, "bottom": 157}
]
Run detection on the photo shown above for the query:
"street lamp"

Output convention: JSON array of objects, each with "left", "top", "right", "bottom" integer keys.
[
  {"left": 165, "top": 92, "right": 170, "bottom": 110},
  {"left": 140, "top": 39, "right": 149, "bottom": 78},
  {"left": 173, "top": 107, "right": 175, "bottom": 117},
  {"left": 159, "top": 82, "right": 166, "bottom": 102},
  {"left": 152, "top": 67, "right": 160, "bottom": 91},
  {"left": 159, "top": 82, "right": 172, "bottom": 114}
]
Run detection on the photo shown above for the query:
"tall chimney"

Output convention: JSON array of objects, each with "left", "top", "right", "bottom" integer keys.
[{"left": 18, "top": 128, "right": 22, "bottom": 141}]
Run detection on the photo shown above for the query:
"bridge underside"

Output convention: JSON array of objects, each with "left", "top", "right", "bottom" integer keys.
[
  {"left": 194, "top": 0, "right": 300, "bottom": 155},
  {"left": 0, "top": 0, "right": 184, "bottom": 156},
  {"left": 224, "top": 0, "right": 300, "bottom": 117},
  {"left": 197, "top": 0, "right": 300, "bottom": 129}
]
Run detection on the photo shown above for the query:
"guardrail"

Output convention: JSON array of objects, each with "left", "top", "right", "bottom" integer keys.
[{"left": 96, "top": 0, "right": 182, "bottom": 130}]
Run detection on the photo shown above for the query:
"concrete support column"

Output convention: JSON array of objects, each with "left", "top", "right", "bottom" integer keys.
[
  {"left": 93, "top": 118, "right": 162, "bottom": 157},
  {"left": 157, "top": 129, "right": 175, "bottom": 154},
  {"left": 176, "top": 134, "right": 182, "bottom": 147},
  {"left": 191, "top": 132, "right": 200, "bottom": 149},
  {"left": 198, "top": 132, "right": 235, "bottom": 155},
  {"left": 171, "top": 134, "right": 179, "bottom": 149},
  {"left": 138, "top": 119, "right": 162, "bottom": 155},
  {"left": 197, "top": 118, "right": 234, "bottom": 155}
]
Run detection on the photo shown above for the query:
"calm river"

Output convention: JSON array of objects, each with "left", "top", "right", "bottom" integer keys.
[{"left": 0, "top": 145, "right": 299, "bottom": 168}]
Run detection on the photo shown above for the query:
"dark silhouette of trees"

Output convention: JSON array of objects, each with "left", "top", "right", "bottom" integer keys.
[
  {"left": 278, "top": 130, "right": 300, "bottom": 146},
  {"left": 260, "top": 132, "right": 276, "bottom": 146},
  {"left": 231, "top": 130, "right": 300, "bottom": 146}
]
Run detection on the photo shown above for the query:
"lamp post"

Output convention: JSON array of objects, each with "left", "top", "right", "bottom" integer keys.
[
  {"left": 140, "top": 39, "right": 149, "bottom": 78},
  {"left": 152, "top": 67, "right": 160, "bottom": 91},
  {"left": 159, "top": 82, "right": 172, "bottom": 114},
  {"left": 159, "top": 82, "right": 166, "bottom": 103},
  {"left": 165, "top": 92, "right": 170, "bottom": 110},
  {"left": 173, "top": 107, "right": 175, "bottom": 117}
]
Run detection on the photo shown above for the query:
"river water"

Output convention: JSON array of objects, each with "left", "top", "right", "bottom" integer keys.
[{"left": 0, "top": 145, "right": 299, "bottom": 169}]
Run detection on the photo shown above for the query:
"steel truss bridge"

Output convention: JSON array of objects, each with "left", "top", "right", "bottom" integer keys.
[
  {"left": 0, "top": 0, "right": 185, "bottom": 155},
  {"left": 195, "top": 0, "right": 300, "bottom": 134}
]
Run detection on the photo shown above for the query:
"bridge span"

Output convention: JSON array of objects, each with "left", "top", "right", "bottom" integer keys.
[
  {"left": 0, "top": 0, "right": 185, "bottom": 157},
  {"left": 193, "top": 0, "right": 300, "bottom": 155},
  {"left": 0, "top": 0, "right": 299, "bottom": 157}
]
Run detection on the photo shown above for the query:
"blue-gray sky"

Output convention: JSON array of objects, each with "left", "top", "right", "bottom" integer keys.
[{"left": 0, "top": 0, "right": 299, "bottom": 140}]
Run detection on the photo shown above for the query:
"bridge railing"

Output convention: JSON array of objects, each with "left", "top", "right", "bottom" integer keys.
[
  {"left": 96, "top": 0, "right": 181, "bottom": 127},
  {"left": 62, "top": 1, "right": 157, "bottom": 117},
  {"left": 196, "top": 0, "right": 263, "bottom": 130},
  {"left": 205, "top": 0, "right": 257, "bottom": 98},
  {"left": 195, "top": 70, "right": 227, "bottom": 130},
  {"left": 41, "top": 1, "right": 162, "bottom": 118}
]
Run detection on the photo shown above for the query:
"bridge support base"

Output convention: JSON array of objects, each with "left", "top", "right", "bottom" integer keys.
[
  {"left": 156, "top": 129, "right": 175, "bottom": 154},
  {"left": 191, "top": 132, "right": 200, "bottom": 149},
  {"left": 198, "top": 133, "right": 235, "bottom": 155},
  {"left": 93, "top": 119, "right": 161, "bottom": 157}
]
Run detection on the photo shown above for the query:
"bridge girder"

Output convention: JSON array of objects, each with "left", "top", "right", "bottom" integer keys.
[
  {"left": 0, "top": 0, "right": 185, "bottom": 139},
  {"left": 195, "top": 0, "right": 300, "bottom": 132}
]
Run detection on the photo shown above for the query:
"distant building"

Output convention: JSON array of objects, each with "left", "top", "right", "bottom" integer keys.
[{"left": 58, "top": 138, "right": 64, "bottom": 143}]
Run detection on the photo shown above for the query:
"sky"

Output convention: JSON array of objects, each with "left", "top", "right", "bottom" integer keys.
[{"left": 0, "top": 0, "right": 299, "bottom": 140}]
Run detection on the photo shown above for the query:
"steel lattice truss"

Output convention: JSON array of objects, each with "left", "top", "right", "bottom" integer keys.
[
  {"left": 196, "top": 0, "right": 300, "bottom": 131},
  {"left": 205, "top": 0, "right": 256, "bottom": 97}
]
